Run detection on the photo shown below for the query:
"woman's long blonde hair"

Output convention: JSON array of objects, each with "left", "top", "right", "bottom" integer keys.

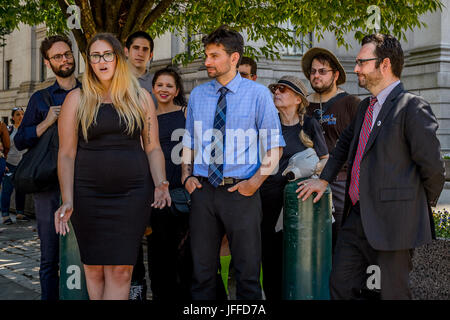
[{"left": 77, "top": 33, "right": 147, "bottom": 141}]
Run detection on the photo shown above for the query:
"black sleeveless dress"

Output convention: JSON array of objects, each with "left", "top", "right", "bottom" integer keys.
[{"left": 71, "top": 103, "right": 153, "bottom": 265}]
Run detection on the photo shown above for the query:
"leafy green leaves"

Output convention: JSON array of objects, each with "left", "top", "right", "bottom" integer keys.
[
  {"left": 152, "top": 0, "right": 443, "bottom": 65},
  {"left": 0, "top": 0, "right": 69, "bottom": 36},
  {"left": 0, "top": 0, "right": 443, "bottom": 65}
]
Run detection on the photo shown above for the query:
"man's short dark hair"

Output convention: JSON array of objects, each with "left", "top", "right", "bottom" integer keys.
[
  {"left": 240, "top": 56, "right": 257, "bottom": 75},
  {"left": 311, "top": 53, "right": 338, "bottom": 72},
  {"left": 125, "top": 31, "right": 154, "bottom": 52},
  {"left": 361, "top": 33, "right": 404, "bottom": 78},
  {"left": 40, "top": 35, "right": 72, "bottom": 60},
  {"left": 202, "top": 25, "right": 244, "bottom": 66}
]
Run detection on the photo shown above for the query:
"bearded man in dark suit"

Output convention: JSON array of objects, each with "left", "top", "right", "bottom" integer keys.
[{"left": 297, "top": 34, "right": 445, "bottom": 300}]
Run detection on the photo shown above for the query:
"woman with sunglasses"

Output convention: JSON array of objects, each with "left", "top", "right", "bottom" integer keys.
[
  {"left": 260, "top": 75, "right": 329, "bottom": 300},
  {"left": 1, "top": 107, "right": 27, "bottom": 225},
  {"left": 54, "top": 33, "right": 170, "bottom": 300}
]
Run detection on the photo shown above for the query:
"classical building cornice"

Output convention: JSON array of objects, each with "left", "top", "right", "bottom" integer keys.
[{"left": 406, "top": 44, "right": 450, "bottom": 66}]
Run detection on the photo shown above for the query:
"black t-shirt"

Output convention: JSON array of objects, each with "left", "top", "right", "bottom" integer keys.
[
  {"left": 306, "top": 94, "right": 360, "bottom": 179},
  {"left": 262, "top": 115, "right": 328, "bottom": 189}
]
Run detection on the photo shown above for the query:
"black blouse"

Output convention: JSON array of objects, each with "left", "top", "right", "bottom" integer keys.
[{"left": 263, "top": 115, "right": 328, "bottom": 188}]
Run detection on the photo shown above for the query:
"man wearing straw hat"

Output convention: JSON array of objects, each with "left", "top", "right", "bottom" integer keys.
[{"left": 302, "top": 47, "right": 360, "bottom": 250}]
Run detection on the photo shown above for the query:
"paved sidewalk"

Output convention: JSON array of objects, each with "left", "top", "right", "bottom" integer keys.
[
  {"left": 0, "top": 214, "right": 154, "bottom": 300},
  {"left": 1, "top": 186, "right": 449, "bottom": 301},
  {"left": 0, "top": 215, "right": 40, "bottom": 299}
]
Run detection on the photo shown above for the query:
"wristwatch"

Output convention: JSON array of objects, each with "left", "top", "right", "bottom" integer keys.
[{"left": 157, "top": 180, "right": 169, "bottom": 188}]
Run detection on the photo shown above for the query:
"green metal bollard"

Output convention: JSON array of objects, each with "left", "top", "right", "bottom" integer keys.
[
  {"left": 59, "top": 220, "right": 89, "bottom": 300},
  {"left": 282, "top": 178, "right": 332, "bottom": 300}
]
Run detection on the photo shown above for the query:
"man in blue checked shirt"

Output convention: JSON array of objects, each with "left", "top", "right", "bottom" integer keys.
[
  {"left": 181, "top": 25, "right": 285, "bottom": 300},
  {"left": 15, "top": 35, "right": 81, "bottom": 300}
]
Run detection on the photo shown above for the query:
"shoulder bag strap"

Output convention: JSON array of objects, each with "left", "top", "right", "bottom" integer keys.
[{"left": 40, "top": 88, "right": 57, "bottom": 130}]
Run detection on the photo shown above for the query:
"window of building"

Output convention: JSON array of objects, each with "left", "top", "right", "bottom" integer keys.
[
  {"left": 280, "top": 21, "right": 313, "bottom": 56},
  {"left": 184, "top": 23, "right": 313, "bottom": 60},
  {"left": 186, "top": 32, "right": 204, "bottom": 59},
  {"left": 5, "top": 60, "right": 11, "bottom": 90}
]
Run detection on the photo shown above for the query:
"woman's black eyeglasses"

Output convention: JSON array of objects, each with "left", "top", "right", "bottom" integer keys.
[{"left": 89, "top": 52, "right": 116, "bottom": 64}]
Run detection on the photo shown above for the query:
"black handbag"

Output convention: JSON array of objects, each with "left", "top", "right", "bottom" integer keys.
[
  {"left": 169, "top": 188, "right": 191, "bottom": 215},
  {"left": 13, "top": 89, "right": 59, "bottom": 194}
]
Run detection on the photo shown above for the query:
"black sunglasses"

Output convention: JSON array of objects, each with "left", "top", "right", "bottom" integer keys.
[{"left": 270, "top": 85, "right": 289, "bottom": 94}]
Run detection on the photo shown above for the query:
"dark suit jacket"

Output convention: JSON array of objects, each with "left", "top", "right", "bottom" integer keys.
[{"left": 320, "top": 82, "right": 445, "bottom": 251}]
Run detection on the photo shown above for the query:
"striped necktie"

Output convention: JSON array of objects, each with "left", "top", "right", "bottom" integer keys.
[
  {"left": 208, "top": 87, "right": 229, "bottom": 187},
  {"left": 348, "top": 96, "right": 377, "bottom": 205}
]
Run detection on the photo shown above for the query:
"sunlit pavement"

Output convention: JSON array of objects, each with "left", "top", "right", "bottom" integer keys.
[{"left": 0, "top": 216, "right": 40, "bottom": 300}]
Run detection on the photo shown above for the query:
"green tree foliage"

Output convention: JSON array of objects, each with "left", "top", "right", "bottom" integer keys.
[
  {"left": 0, "top": 26, "right": 11, "bottom": 47},
  {"left": 0, "top": 0, "right": 443, "bottom": 64}
]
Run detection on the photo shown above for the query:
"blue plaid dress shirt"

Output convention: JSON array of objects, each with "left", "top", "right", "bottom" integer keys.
[{"left": 183, "top": 72, "right": 285, "bottom": 179}]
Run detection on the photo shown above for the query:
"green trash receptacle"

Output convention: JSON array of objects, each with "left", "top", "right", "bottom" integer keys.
[
  {"left": 282, "top": 178, "right": 332, "bottom": 300},
  {"left": 59, "top": 220, "right": 89, "bottom": 300}
]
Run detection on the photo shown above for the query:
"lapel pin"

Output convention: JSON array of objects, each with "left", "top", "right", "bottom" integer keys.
[{"left": 377, "top": 120, "right": 381, "bottom": 126}]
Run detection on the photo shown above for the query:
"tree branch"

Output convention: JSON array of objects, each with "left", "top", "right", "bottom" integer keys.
[
  {"left": 119, "top": 0, "right": 146, "bottom": 43},
  {"left": 134, "top": 0, "right": 156, "bottom": 30},
  {"left": 104, "top": 0, "right": 123, "bottom": 34},
  {"left": 91, "top": 0, "right": 105, "bottom": 31},
  {"left": 74, "top": 0, "right": 97, "bottom": 42},
  {"left": 56, "top": 0, "right": 87, "bottom": 58},
  {"left": 56, "top": 0, "right": 69, "bottom": 19},
  {"left": 139, "top": 0, "right": 175, "bottom": 34}
]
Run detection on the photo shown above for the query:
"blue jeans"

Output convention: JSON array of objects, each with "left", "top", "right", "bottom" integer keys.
[
  {"left": 1, "top": 162, "right": 26, "bottom": 217},
  {"left": 33, "top": 189, "right": 60, "bottom": 300},
  {"left": 0, "top": 157, "right": 6, "bottom": 192}
]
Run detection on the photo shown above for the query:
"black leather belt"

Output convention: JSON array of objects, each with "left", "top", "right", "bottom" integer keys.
[{"left": 197, "top": 176, "right": 245, "bottom": 186}]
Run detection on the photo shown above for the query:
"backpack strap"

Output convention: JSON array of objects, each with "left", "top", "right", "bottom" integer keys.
[{"left": 40, "top": 88, "right": 55, "bottom": 108}]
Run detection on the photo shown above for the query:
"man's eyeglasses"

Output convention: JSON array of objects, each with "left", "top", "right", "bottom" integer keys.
[
  {"left": 310, "top": 68, "right": 334, "bottom": 76},
  {"left": 89, "top": 52, "right": 115, "bottom": 64},
  {"left": 49, "top": 51, "right": 74, "bottom": 62},
  {"left": 355, "top": 57, "right": 380, "bottom": 67},
  {"left": 270, "top": 85, "right": 288, "bottom": 94},
  {"left": 239, "top": 72, "right": 250, "bottom": 78}
]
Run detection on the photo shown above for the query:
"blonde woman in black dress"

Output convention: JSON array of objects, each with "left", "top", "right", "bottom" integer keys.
[{"left": 54, "top": 33, "right": 170, "bottom": 300}]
